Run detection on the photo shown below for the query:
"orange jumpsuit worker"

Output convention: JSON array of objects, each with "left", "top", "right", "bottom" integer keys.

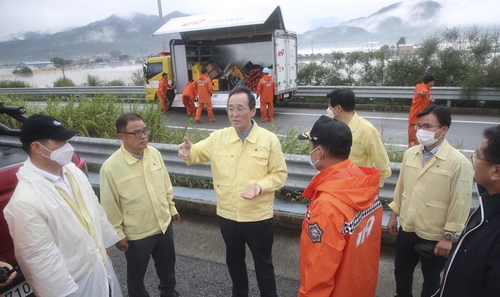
[
  {"left": 408, "top": 75, "right": 435, "bottom": 147},
  {"left": 194, "top": 68, "right": 215, "bottom": 123},
  {"left": 156, "top": 72, "right": 172, "bottom": 113},
  {"left": 182, "top": 80, "right": 196, "bottom": 116},
  {"left": 257, "top": 67, "right": 276, "bottom": 122}
]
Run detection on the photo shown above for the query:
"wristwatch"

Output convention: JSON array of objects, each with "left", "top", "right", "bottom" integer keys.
[{"left": 444, "top": 231, "right": 455, "bottom": 241}]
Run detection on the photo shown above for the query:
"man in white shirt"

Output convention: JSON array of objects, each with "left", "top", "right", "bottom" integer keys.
[{"left": 3, "top": 114, "right": 122, "bottom": 297}]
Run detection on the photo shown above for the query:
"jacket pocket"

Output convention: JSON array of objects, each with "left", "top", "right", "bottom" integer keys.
[{"left": 123, "top": 205, "right": 154, "bottom": 234}]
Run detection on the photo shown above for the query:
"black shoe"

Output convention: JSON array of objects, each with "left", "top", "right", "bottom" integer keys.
[{"left": 166, "top": 291, "right": 180, "bottom": 297}]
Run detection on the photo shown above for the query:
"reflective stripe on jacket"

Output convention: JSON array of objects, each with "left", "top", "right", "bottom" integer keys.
[
  {"left": 194, "top": 74, "right": 213, "bottom": 103},
  {"left": 299, "top": 159, "right": 382, "bottom": 297},
  {"left": 257, "top": 75, "right": 276, "bottom": 103}
]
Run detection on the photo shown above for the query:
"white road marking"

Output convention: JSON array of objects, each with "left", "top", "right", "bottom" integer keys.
[{"left": 274, "top": 112, "right": 500, "bottom": 125}]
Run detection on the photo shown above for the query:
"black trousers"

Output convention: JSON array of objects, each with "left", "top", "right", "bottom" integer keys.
[
  {"left": 394, "top": 229, "right": 445, "bottom": 297},
  {"left": 125, "top": 222, "right": 176, "bottom": 297},
  {"left": 218, "top": 216, "right": 277, "bottom": 297}
]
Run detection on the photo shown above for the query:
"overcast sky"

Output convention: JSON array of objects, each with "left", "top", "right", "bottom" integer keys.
[{"left": 0, "top": 0, "right": 498, "bottom": 38}]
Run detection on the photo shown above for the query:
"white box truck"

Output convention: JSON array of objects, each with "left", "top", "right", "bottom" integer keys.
[{"left": 144, "top": 6, "right": 298, "bottom": 109}]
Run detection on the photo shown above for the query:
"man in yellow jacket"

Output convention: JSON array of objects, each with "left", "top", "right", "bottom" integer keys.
[
  {"left": 387, "top": 105, "right": 473, "bottom": 297},
  {"left": 326, "top": 88, "right": 391, "bottom": 187},
  {"left": 178, "top": 86, "right": 288, "bottom": 297},
  {"left": 100, "top": 113, "right": 181, "bottom": 297},
  {"left": 297, "top": 116, "right": 382, "bottom": 297}
]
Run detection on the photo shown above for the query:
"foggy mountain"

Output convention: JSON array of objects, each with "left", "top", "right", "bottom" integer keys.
[
  {"left": 298, "top": 0, "right": 442, "bottom": 52},
  {"left": 0, "top": 0, "right": 470, "bottom": 63},
  {"left": 0, "top": 11, "right": 187, "bottom": 64}
]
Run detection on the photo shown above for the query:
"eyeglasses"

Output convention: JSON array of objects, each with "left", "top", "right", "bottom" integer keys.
[
  {"left": 470, "top": 151, "right": 489, "bottom": 168},
  {"left": 121, "top": 127, "right": 151, "bottom": 138},
  {"left": 414, "top": 124, "right": 442, "bottom": 131}
]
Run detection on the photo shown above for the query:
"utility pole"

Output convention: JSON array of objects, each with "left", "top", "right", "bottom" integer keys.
[{"left": 157, "top": 0, "right": 167, "bottom": 51}]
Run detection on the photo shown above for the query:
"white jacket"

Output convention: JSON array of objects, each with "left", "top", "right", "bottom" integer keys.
[{"left": 3, "top": 158, "right": 122, "bottom": 297}]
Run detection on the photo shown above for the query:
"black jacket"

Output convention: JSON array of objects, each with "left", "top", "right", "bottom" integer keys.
[{"left": 434, "top": 184, "right": 500, "bottom": 297}]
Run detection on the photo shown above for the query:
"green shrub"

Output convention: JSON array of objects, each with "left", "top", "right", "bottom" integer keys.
[
  {"left": 0, "top": 79, "right": 30, "bottom": 88},
  {"left": 53, "top": 77, "right": 76, "bottom": 87},
  {"left": 130, "top": 69, "right": 144, "bottom": 86},
  {"left": 12, "top": 66, "right": 33, "bottom": 77},
  {"left": 105, "top": 79, "right": 126, "bottom": 86},
  {"left": 85, "top": 74, "right": 103, "bottom": 86}
]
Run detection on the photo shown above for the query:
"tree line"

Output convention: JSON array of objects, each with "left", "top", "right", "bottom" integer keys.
[{"left": 297, "top": 26, "right": 500, "bottom": 107}]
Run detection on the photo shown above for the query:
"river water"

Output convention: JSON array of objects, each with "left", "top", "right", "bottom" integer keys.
[{"left": 0, "top": 65, "right": 142, "bottom": 87}]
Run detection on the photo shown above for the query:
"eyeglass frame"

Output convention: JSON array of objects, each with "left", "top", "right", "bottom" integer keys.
[
  {"left": 470, "top": 150, "right": 491, "bottom": 167},
  {"left": 414, "top": 123, "right": 442, "bottom": 131},
  {"left": 120, "top": 127, "right": 151, "bottom": 138}
]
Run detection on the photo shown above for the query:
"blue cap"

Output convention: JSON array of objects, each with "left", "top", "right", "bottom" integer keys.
[{"left": 262, "top": 67, "right": 270, "bottom": 74}]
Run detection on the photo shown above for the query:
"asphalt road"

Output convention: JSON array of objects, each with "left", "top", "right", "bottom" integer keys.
[
  {"left": 109, "top": 213, "right": 424, "bottom": 297},
  {"left": 162, "top": 106, "right": 500, "bottom": 156}
]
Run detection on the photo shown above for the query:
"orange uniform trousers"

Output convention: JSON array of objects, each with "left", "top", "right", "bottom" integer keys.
[
  {"left": 182, "top": 95, "right": 196, "bottom": 116},
  {"left": 195, "top": 101, "right": 215, "bottom": 122},
  {"left": 260, "top": 102, "right": 274, "bottom": 122}
]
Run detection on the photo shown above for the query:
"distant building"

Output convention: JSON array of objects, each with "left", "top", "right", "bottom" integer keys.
[
  {"left": 397, "top": 44, "right": 414, "bottom": 55},
  {"left": 17, "top": 61, "right": 55, "bottom": 71}
]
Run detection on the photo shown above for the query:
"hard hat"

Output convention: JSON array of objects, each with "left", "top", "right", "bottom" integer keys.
[{"left": 262, "top": 67, "right": 270, "bottom": 74}]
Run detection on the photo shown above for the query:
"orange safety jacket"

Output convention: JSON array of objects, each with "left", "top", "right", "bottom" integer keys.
[
  {"left": 257, "top": 74, "right": 276, "bottom": 103},
  {"left": 182, "top": 81, "right": 196, "bottom": 99},
  {"left": 156, "top": 77, "right": 172, "bottom": 99},
  {"left": 298, "top": 159, "right": 382, "bottom": 297},
  {"left": 194, "top": 74, "right": 213, "bottom": 103},
  {"left": 408, "top": 82, "right": 431, "bottom": 124}
]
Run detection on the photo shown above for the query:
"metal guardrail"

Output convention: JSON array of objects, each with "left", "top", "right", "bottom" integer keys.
[
  {"left": 66, "top": 136, "right": 399, "bottom": 203},
  {"left": 295, "top": 86, "right": 500, "bottom": 107},
  {"left": 0, "top": 86, "right": 145, "bottom": 96},
  {"left": 1, "top": 86, "right": 499, "bottom": 107},
  {"left": 68, "top": 136, "right": 480, "bottom": 206},
  {"left": 0, "top": 135, "right": 478, "bottom": 205}
]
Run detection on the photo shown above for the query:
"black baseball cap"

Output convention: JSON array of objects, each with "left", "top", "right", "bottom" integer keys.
[
  {"left": 298, "top": 115, "right": 352, "bottom": 149},
  {"left": 20, "top": 114, "right": 79, "bottom": 144}
]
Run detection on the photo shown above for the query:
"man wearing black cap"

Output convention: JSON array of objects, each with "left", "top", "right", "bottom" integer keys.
[
  {"left": 3, "top": 114, "right": 123, "bottom": 297},
  {"left": 297, "top": 115, "right": 383, "bottom": 297}
]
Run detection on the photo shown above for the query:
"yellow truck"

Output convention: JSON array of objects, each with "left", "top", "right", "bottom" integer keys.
[{"left": 143, "top": 6, "right": 298, "bottom": 109}]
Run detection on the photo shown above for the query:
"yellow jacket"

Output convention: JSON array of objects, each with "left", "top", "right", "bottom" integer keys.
[
  {"left": 348, "top": 112, "right": 392, "bottom": 187},
  {"left": 389, "top": 140, "right": 473, "bottom": 241},
  {"left": 100, "top": 145, "right": 178, "bottom": 240},
  {"left": 184, "top": 122, "right": 288, "bottom": 222}
]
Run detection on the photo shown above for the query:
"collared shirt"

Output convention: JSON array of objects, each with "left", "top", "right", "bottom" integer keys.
[
  {"left": 422, "top": 142, "right": 442, "bottom": 167},
  {"left": 348, "top": 111, "right": 392, "bottom": 187},
  {"left": 184, "top": 122, "right": 288, "bottom": 222},
  {"left": 236, "top": 119, "right": 255, "bottom": 142},
  {"left": 389, "top": 139, "right": 473, "bottom": 241},
  {"left": 35, "top": 166, "right": 76, "bottom": 200},
  {"left": 125, "top": 148, "right": 143, "bottom": 161},
  {"left": 100, "top": 145, "right": 178, "bottom": 240}
]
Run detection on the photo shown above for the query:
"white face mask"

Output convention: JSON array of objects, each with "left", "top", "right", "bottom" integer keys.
[
  {"left": 38, "top": 142, "right": 75, "bottom": 166},
  {"left": 326, "top": 106, "right": 339, "bottom": 118},
  {"left": 416, "top": 128, "right": 442, "bottom": 147},
  {"left": 308, "top": 146, "right": 321, "bottom": 170},
  {"left": 326, "top": 107, "right": 334, "bottom": 118}
]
